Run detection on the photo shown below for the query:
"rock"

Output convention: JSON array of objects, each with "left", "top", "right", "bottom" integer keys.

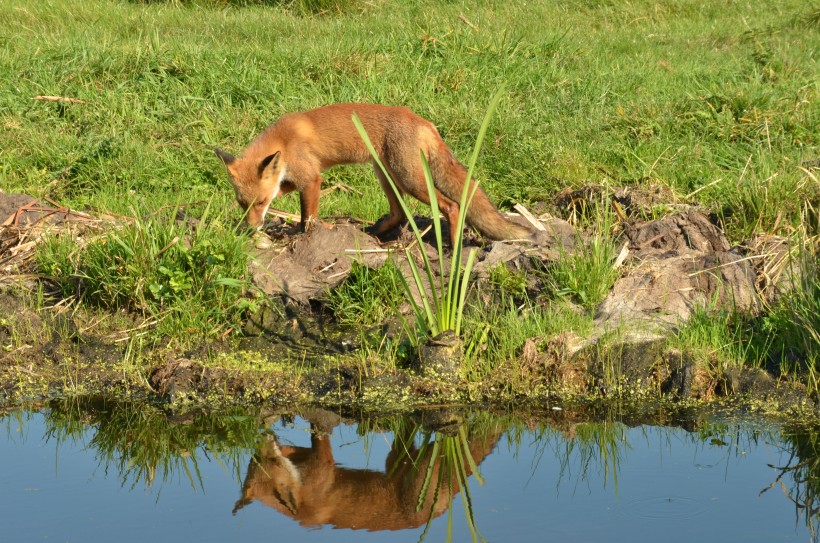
[
  {"left": 417, "top": 330, "right": 463, "bottom": 382},
  {"left": 577, "top": 329, "right": 668, "bottom": 395},
  {"left": 721, "top": 366, "right": 811, "bottom": 411},
  {"left": 597, "top": 210, "right": 760, "bottom": 326},
  {"left": 250, "top": 222, "right": 387, "bottom": 303},
  {"left": 660, "top": 350, "right": 697, "bottom": 398},
  {"left": 625, "top": 209, "right": 729, "bottom": 253}
]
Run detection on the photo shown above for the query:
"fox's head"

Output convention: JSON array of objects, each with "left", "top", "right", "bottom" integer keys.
[{"left": 214, "top": 147, "right": 284, "bottom": 230}]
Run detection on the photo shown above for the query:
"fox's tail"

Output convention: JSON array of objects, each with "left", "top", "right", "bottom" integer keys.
[{"left": 429, "top": 149, "right": 534, "bottom": 241}]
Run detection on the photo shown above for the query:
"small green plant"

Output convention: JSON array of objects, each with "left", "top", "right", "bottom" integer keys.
[
  {"left": 326, "top": 260, "right": 404, "bottom": 327},
  {"left": 548, "top": 198, "right": 620, "bottom": 311},
  {"left": 488, "top": 263, "right": 528, "bottom": 299},
  {"left": 352, "top": 89, "right": 507, "bottom": 344}
]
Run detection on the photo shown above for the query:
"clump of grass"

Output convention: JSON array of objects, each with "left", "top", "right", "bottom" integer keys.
[
  {"left": 547, "top": 198, "right": 621, "bottom": 312},
  {"left": 326, "top": 260, "right": 404, "bottom": 328},
  {"left": 36, "top": 203, "right": 256, "bottom": 342},
  {"left": 462, "top": 298, "right": 593, "bottom": 378},
  {"left": 763, "top": 229, "right": 820, "bottom": 377},
  {"left": 671, "top": 307, "right": 771, "bottom": 385}
]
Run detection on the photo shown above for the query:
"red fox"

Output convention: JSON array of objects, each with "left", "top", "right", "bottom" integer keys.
[
  {"left": 232, "top": 422, "right": 501, "bottom": 530},
  {"left": 214, "top": 103, "right": 533, "bottom": 245}
]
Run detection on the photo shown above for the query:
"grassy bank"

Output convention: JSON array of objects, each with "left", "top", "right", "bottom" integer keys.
[{"left": 0, "top": 0, "right": 818, "bottom": 398}]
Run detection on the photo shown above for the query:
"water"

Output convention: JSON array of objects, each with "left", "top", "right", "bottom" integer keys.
[{"left": 1, "top": 399, "right": 818, "bottom": 542}]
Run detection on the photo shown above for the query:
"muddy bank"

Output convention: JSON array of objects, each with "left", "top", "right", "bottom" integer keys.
[{"left": 0, "top": 190, "right": 812, "bottom": 414}]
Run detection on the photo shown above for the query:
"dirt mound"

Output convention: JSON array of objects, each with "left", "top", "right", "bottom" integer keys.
[
  {"left": 597, "top": 210, "right": 759, "bottom": 326},
  {"left": 250, "top": 221, "right": 388, "bottom": 303}
]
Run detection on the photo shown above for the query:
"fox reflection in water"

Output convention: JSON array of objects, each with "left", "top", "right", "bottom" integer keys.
[{"left": 232, "top": 415, "right": 501, "bottom": 531}]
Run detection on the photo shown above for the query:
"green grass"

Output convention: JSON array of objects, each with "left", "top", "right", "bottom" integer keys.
[
  {"left": 2, "top": 1, "right": 816, "bottom": 235},
  {"left": 547, "top": 197, "right": 621, "bottom": 311},
  {"left": 462, "top": 298, "right": 593, "bottom": 379},
  {"left": 36, "top": 203, "right": 255, "bottom": 342},
  {"left": 326, "top": 260, "right": 404, "bottom": 328},
  {"left": 671, "top": 307, "right": 763, "bottom": 373}
]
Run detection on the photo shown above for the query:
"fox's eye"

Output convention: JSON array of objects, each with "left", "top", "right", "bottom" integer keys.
[{"left": 255, "top": 200, "right": 267, "bottom": 208}]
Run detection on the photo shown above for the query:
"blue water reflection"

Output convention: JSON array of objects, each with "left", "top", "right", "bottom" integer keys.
[{"left": 1, "top": 403, "right": 817, "bottom": 542}]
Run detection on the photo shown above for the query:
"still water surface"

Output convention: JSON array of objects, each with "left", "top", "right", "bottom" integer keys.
[{"left": 1, "top": 400, "right": 818, "bottom": 542}]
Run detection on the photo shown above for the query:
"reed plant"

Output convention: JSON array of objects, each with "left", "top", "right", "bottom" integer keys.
[{"left": 352, "top": 89, "right": 506, "bottom": 344}]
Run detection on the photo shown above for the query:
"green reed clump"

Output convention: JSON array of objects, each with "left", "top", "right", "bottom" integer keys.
[{"left": 352, "top": 89, "right": 507, "bottom": 344}]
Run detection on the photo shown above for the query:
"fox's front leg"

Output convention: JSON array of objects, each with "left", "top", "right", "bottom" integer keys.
[{"left": 298, "top": 175, "right": 323, "bottom": 231}]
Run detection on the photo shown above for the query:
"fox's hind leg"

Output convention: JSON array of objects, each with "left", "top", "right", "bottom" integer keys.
[
  {"left": 399, "top": 173, "right": 462, "bottom": 247},
  {"left": 370, "top": 165, "right": 406, "bottom": 237}
]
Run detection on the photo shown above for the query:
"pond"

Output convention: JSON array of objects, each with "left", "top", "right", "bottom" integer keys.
[{"left": 2, "top": 399, "right": 818, "bottom": 542}]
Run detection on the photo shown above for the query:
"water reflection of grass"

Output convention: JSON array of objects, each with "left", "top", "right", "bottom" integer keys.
[
  {"left": 43, "top": 397, "right": 260, "bottom": 489},
  {"left": 513, "top": 417, "right": 628, "bottom": 492},
  {"left": 772, "top": 424, "right": 820, "bottom": 539},
  {"left": 383, "top": 413, "right": 500, "bottom": 543}
]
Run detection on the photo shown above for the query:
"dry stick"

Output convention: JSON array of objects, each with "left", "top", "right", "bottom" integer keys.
[
  {"left": 637, "top": 232, "right": 667, "bottom": 249},
  {"left": 799, "top": 166, "right": 819, "bottom": 184},
  {"left": 405, "top": 224, "right": 434, "bottom": 252},
  {"left": 156, "top": 236, "right": 180, "bottom": 257},
  {"left": 613, "top": 243, "right": 629, "bottom": 269},
  {"left": 458, "top": 14, "right": 478, "bottom": 31},
  {"left": 687, "top": 253, "right": 768, "bottom": 277},
  {"left": 685, "top": 177, "right": 723, "bottom": 200},
  {"left": 513, "top": 204, "right": 546, "bottom": 232},
  {"left": 269, "top": 209, "right": 300, "bottom": 221},
  {"left": 327, "top": 269, "right": 350, "bottom": 280},
  {"left": 320, "top": 183, "right": 363, "bottom": 197},
  {"left": 32, "top": 96, "right": 86, "bottom": 104},
  {"left": 105, "top": 319, "right": 159, "bottom": 340},
  {"left": 344, "top": 248, "right": 389, "bottom": 254}
]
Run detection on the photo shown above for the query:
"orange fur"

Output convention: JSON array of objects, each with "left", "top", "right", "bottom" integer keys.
[
  {"left": 215, "top": 103, "right": 533, "bottom": 244},
  {"left": 232, "top": 425, "right": 500, "bottom": 530}
]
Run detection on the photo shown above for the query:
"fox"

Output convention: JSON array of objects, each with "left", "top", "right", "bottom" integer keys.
[
  {"left": 214, "top": 103, "right": 534, "bottom": 246},
  {"left": 232, "top": 421, "right": 501, "bottom": 530}
]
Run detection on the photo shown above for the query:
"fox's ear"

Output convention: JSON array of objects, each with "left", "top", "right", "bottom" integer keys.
[
  {"left": 214, "top": 147, "right": 236, "bottom": 166},
  {"left": 258, "top": 151, "right": 281, "bottom": 176}
]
